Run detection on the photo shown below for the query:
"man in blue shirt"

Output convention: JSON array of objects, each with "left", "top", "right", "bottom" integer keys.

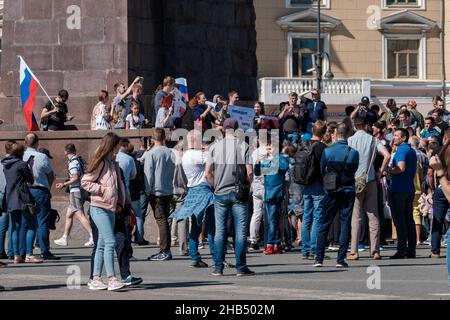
[
  {"left": 314, "top": 123, "right": 359, "bottom": 268},
  {"left": 306, "top": 90, "right": 327, "bottom": 123},
  {"left": 389, "top": 128, "right": 417, "bottom": 259},
  {"left": 23, "top": 133, "right": 57, "bottom": 260}
]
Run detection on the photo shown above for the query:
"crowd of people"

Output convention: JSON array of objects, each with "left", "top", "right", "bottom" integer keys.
[{"left": 1, "top": 75, "right": 450, "bottom": 292}]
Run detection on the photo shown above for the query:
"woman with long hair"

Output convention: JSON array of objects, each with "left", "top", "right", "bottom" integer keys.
[
  {"left": 91, "top": 90, "right": 112, "bottom": 130},
  {"left": 81, "top": 132, "right": 126, "bottom": 291},
  {"left": 191, "top": 92, "right": 215, "bottom": 132}
]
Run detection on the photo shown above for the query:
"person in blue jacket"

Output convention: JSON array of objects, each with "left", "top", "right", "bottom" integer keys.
[{"left": 254, "top": 143, "right": 290, "bottom": 255}]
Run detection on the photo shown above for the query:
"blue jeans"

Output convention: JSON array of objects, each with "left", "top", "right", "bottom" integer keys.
[
  {"left": 131, "top": 192, "right": 148, "bottom": 243},
  {"left": 316, "top": 190, "right": 355, "bottom": 264},
  {"left": 189, "top": 206, "right": 215, "bottom": 262},
  {"left": 213, "top": 192, "right": 249, "bottom": 272},
  {"left": 91, "top": 206, "right": 116, "bottom": 278},
  {"left": 302, "top": 182, "right": 325, "bottom": 256},
  {"left": 389, "top": 192, "right": 416, "bottom": 256},
  {"left": 0, "top": 212, "right": 12, "bottom": 256},
  {"left": 432, "top": 187, "right": 449, "bottom": 254},
  {"left": 30, "top": 187, "right": 51, "bottom": 255},
  {"left": 10, "top": 210, "right": 36, "bottom": 256},
  {"left": 264, "top": 198, "right": 283, "bottom": 246}
]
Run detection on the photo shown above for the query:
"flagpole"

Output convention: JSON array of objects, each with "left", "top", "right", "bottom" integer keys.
[{"left": 17, "top": 55, "right": 57, "bottom": 109}]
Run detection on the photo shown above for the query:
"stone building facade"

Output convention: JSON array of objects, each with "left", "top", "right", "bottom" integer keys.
[{"left": 0, "top": 0, "right": 258, "bottom": 130}]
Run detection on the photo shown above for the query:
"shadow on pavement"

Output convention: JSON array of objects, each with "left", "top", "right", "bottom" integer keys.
[{"left": 127, "top": 280, "right": 232, "bottom": 291}]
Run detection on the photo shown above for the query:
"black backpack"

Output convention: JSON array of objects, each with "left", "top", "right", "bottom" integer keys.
[{"left": 293, "top": 140, "right": 318, "bottom": 185}]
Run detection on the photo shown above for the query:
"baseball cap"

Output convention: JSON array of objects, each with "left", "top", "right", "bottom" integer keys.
[
  {"left": 223, "top": 118, "right": 239, "bottom": 130},
  {"left": 360, "top": 96, "right": 370, "bottom": 106},
  {"left": 39, "top": 148, "right": 53, "bottom": 159}
]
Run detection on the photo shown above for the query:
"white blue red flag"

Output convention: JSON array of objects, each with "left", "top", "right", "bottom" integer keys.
[
  {"left": 175, "top": 78, "right": 189, "bottom": 102},
  {"left": 19, "top": 56, "right": 40, "bottom": 131}
]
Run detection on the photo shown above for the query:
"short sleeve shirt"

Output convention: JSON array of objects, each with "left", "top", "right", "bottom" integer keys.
[
  {"left": 348, "top": 130, "right": 384, "bottom": 182},
  {"left": 44, "top": 101, "right": 68, "bottom": 131},
  {"left": 23, "top": 148, "right": 53, "bottom": 189},
  {"left": 390, "top": 143, "right": 417, "bottom": 193},
  {"left": 206, "top": 137, "right": 250, "bottom": 196},
  {"left": 113, "top": 96, "right": 128, "bottom": 129},
  {"left": 126, "top": 114, "right": 145, "bottom": 129},
  {"left": 68, "top": 156, "right": 81, "bottom": 192}
]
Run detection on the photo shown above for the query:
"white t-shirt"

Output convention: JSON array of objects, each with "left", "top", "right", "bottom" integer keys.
[
  {"left": 155, "top": 107, "right": 174, "bottom": 128},
  {"left": 182, "top": 149, "right": 208, "bottom": 188},
  {"left": 126, "top": 113, "right": 145, "bottom": 129}
]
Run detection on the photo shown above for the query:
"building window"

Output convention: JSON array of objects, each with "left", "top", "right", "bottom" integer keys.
[
  {"left": 385, "top": 37, "right": 424, "bottom": 79},
  {"left": 383, "top": 0, "right": 424, "bottom": 9},
  {"left": 287, "top": 0, "right": 330, "bottom": 9},
  {"left": 292, "top": 38, "right": 323, "bottom": 77},
  {"left": 288, "top": 33, "right": 330, "bottom": 78}
]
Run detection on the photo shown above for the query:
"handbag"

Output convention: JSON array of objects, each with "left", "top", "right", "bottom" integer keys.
[
  {"left": 355, "top": 138, "right": 377, "bottom": 194},
  {"left": 48, "top": 209, "right": 60, "bottom": 230},
  {"left": 323, "top": 147, "right": 351, "bottom": 192},
  {"left": 234, "top": 140, "right": 250, "bottom": 202}
]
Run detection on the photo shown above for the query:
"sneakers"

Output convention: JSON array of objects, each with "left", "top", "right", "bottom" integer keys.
[
  {"left": 347, "top": 253, "right": 359, "bottom": 261},
  {"left": 14, "top": 256, "right": 24, "bottom": 264},
  {"left": 40, "top": 253, "right": 61, "bottom": 261},
  {"left": 25, "top": 255, "right": 43, "bottom": 263},
  {"left": 84, "top": 238, "right": 94, "bottom": 247},
  {"left": 198, "top": 242, "right": 205, "bottom": 249},
  {"left": 191, "top": 260, "right": 209, "bottom": 268},
  {"left": 264, "top": 245, "right": 274, "bottom": 255},
  {"left": 357, "top": 243, "right": 366, "bottom": 252},
  {"left": 327, "top": 245, "right": 339, "bottom": 251},
  {"left": 223, "top": 261, "right": 235, "bottom": 268},
  {"left": 88, "top": 279, "right": 108, "bottom": 290},
  {"left": 390, "top": 252, "right": 406, "bottom": 259},
  {"left": 236, "top": 268, "right": 255, "bottom": 277},
  {"left": 108, "top": 278, "right": 125, "bottom": 291},
  {"left": 148, "top": 251, "right": 172, "bottom": 261},
  {"left": 336, "top": 262, "right": 349, "bottom": 268},
  {"left": 302, "top": 253, "right": 315, "bottom": 260},
  {"left": 313, "top": 261, "right": 323, "bottom": 267},
  {"left": 274, "top": 244, "right": 284, "bottom": 254},
  {"left": 136, "top": 240, "right": 150, "bottom": 246},
  {"left": 54, "top": 236, "right": 68, "bottom": 246},
  {"left": 122, "top": 275, "right": 143, "bottom": 287},
  {"left": 248, "top": 243, "right": 260, "bottom": 252},
  {"left": 211, "top": 268, "right": 223, "bottom": 276}
]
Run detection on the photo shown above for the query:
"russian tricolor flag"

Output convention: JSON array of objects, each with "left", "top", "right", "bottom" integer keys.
[
  {"left": 175, "top": 78, "right": 189, "bottom": 102},
  {"left": 19, "top": 56, "right": 40, "bottom": 131}
]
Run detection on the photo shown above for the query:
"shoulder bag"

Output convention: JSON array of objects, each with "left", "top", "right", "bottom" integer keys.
[
  {"left": 323, "top": 147, "right": 351, "bottom": 193},
  {"left": 355, "top": 138, "right": 377, "bottom": 194}
]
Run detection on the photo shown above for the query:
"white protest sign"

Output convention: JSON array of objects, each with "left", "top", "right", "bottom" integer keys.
[
  {"left": 228, "top": 105, "right": 256, "bottom": 131},
  {"left": 172, "top": 88, "right": 187, "bottom": 118}
]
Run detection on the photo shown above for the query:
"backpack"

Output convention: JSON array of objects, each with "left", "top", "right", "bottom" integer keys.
[
  {"left": 67, "top": 156, "right": 90, "bottom": 201},
  {"left": 293, "top": 140, "right": 318, "bottom": 185},
  {"left": 180, "top": 106, "right": 195, "bottom": 131}
]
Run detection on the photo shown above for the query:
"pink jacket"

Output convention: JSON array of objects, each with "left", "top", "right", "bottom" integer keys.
[{"left": 81, "top": 159, "right": 126, "bottom": 212}]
